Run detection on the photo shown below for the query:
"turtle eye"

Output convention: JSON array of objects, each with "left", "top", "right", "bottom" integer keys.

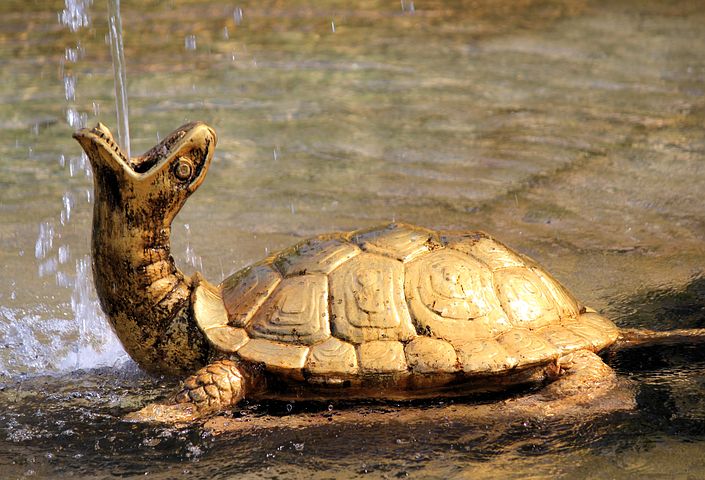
[{"left": 174, "top": 157, "right": 194, "bottom": 181}]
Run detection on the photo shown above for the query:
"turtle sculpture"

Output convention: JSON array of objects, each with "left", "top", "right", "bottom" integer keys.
[{"left": 73, "top": 121, "right": 705, "bottom": 423}]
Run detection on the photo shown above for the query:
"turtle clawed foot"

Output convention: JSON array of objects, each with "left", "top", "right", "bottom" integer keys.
[
  {"left": 123, "top": 360, "right": 247, "bottom": 424},
  {"left": 122, "top": 402, "right": 201, "bottom": 424}
]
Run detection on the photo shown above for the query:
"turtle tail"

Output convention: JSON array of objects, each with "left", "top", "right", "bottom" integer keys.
[{"left": 613, "top": 327, "right": 705, "bottom": 350}]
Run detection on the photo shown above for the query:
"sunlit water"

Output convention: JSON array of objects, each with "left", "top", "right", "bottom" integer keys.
[{"left": 1, "top": 0, "right": 704, "bottom": 477}]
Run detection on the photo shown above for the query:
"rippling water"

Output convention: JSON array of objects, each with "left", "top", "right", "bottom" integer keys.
[{"left": 1, "top": 0, "right": 704, "bottom": 477}]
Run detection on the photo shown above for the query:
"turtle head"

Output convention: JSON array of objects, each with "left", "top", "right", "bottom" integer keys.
[
  {"left": 73, "top": 122, "right": 218, "bottom": 375},
  {"left": 73, "top": 122, "right": 217, "bottom": 227}
]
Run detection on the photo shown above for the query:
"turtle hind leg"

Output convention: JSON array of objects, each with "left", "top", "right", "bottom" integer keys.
[
  {"left": 541, "top": 350, "right": 617, "bottom": 398},
  {"left": 506, "top": 350, "right": 635, "bottom": 418},
  {"left": 123, "top": 359, "right": 246, "bottom": 424}
]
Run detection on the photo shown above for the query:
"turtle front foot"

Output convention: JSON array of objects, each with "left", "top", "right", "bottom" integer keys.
[{"left": 123, "top": 359, "right": 246, "bottom": 424}]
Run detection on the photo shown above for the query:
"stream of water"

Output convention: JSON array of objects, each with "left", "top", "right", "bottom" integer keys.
[
  {"left": 1, "top": 0, "right": 705, "bottom": 477},
  {"left": 107, "top": 0, "right": 131, "bottom": 158}
]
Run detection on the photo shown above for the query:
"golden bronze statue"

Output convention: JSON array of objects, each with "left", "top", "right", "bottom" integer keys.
[{"left": 73, "top": 122, "right": 705, "bottom": 423}]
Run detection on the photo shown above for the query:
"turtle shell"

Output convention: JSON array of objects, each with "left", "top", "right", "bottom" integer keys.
[{"left": 192, "top": 223, "right": 618, "bottom": 384}]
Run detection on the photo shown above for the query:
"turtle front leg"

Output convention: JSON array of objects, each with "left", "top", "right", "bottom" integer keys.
[
  {"left": 123, "top": 359, "right": 246, "bottom": 424},
  {"left": 507, "top": 350, "right": 635, "bottom": 417}
]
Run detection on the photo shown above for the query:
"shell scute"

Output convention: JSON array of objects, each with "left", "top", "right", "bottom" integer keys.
[
  {"left": 358, "top": 340, "right": 407, "bottom": 373},
  {"left": 404, "top": 337, "right": 458, "bottom": 373},
  {"left": 351, "top": 223, "right": 434, "bottom": 262},
  {"left": 562, "top": 312, "right": 619, "bottom": 351},
  {"left": 405, "top": 248, "right": 511, "bottom": 342},
  {"left": 535, "top": 324, "right": 589, "bottom": 354},
  {"left": 247, "top": 274, "right": 330, "bottom": 345},
  {"left": 192, "top": 274, "right": 229, "bottom": 330},
  {"left": 305, "top": 337, "right": 358, "bottom": 376},
  {"left": 222, "top": 264, "right": 282, "bottom": 328},
  {"left": 204, "top": 326, "right": 249, "bottom": 353},
  {"left": 237, "top": 338, "right": 309, "bottom": 378},
  {"left": 531, "top": 267, "right": 581, "bottom": 319},
  {"left": 329, "top": 253, "right": 415, "bottom": 343},
  {"left": 444, "top": 233, "right": 526, "bottom": 270},
  {"left": 274, "top": 236, "right": 361, "bottom": 277},
  {"left": 497, "top": 329, "right": 560, "bottom": 367},
  {"left": 453, "top": 338, "right": 518, "bottom": 374},
  {"left": 494, "top": 267, "right": 561, "bottom": 329}
]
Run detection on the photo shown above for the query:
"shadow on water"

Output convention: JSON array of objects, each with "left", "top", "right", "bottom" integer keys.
[
  {"left": 607, "top": 276, "right": 705, "bottom": 437},
  {"left": 609, "top": 275, "right": 705, "bottom": 332},
  {"left": 2, "top": 277, "right": 705, "bottom": 478}
]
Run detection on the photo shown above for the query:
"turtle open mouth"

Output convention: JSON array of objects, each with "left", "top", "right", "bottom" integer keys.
[
  {"left": 74, "top": 122, "right": 207, "bottom": 175},
  {"left": 133, "top": 124, "right": 197, "bottom": 173}
]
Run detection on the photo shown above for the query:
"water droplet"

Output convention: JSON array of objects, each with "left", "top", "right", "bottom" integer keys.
[
  {"left": 185, "top": 34, "right": 197, "bottom": 50},
  {"left": 293, "top": 442, "right": 304, "bottom": 451},
  {"left": 183, "top": 224, "right": 203, "bottom": 271},
  {"left": 59, "top": 0, "right": 92, "bottom": 32},
  {"left": 66, "top": 107, "right": 87, "bottom": 128},
  {"left": 233, "top": 7, "right": 243, "bottom": 25},
  {"left": 400, "top": 0, "right": 415, "bottom": 13},
  {"left": 39, "top": 258, "right": 58, "bottom": 277},
  {"left": 286, "top": 403, "right": 293, "bottom": 412},
  {"left": 65, "top": 42, "right": 84, "bottom": 62},
  {"left": 58, "top": 245, "right": 71, "bottom": 264},
  {"left": 60, "top": 192, "right": 74, "bottom": 225},
  {"left": 35, "top": 222, "right": 55, "bottom": 259},
  {"left": 64, "top": 75, "right": 76, "bottom": 101},
  {"left": 56, "top": 271, "right": 72, "bottom": 288},
  {"left": 65, "top": 47, "right": 78, "bottom": 62},
  {"left": 186, "top": 443, "right": 203, "bottom": 458}
]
